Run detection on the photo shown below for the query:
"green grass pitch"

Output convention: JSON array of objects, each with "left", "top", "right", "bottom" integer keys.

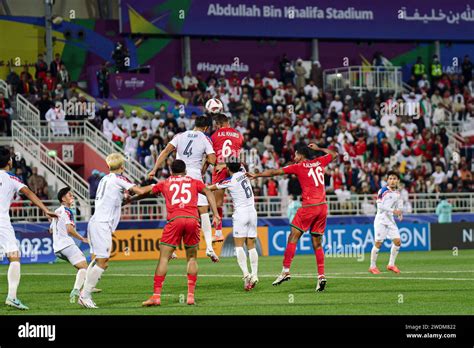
[{"left": 1, "top": 250, "right": 473, "bottom": 315}]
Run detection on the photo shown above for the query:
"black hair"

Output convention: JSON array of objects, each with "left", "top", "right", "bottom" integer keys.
[
  {"left": 171, "top": 159, "right": 186, "bottom": 174},
  {"left": 386, "top": 170, "right": 399, "bottom": 180},
  {"left": 57, "top": 187, "right": 71, "bottom": 203},
  {"left": 195, "top": 116, "right": 208, "bottom": 129},
  {"left": 296, "top": 145, "right": 314, "bottom": 160},
  {"left": 214, "top": 113, "right": 229, "bottom": 126},
  {"left": 0, "top": 146, "right": 11, "bottom": 168},
  {"left": 226, "top": 160, "right": 241, "bottom": 174}
]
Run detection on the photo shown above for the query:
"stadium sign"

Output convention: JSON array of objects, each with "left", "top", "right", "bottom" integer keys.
[
  {"left": 268, "top": 223, "right": 430, "bottom": 256},
  {"left": 430, "top": 223, "right": 474, "bottom": 250},
  {"left": 120, "top": 0, "right": 474, "bottom": 40}
]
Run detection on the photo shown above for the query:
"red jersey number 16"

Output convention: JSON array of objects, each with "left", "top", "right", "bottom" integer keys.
[
  {"left": 308, "top": 167, "right": 325, "bottom": 187},
  {"left": 170, "top": 183, "right": 192, "bottom": 205}
]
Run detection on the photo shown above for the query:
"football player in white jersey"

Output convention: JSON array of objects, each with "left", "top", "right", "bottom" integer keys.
[
  {"left": 50, "top": 187, "right": 90, "bottom": 303},
  {"left": 369, "top": 171, "right": 404, "bottom": 274},
  {"left": 0, "top": 147, "right": 57, "bottom": 310},
  {"left": 79, "top": 153, "right": 149, "bottom": 309},
  {"left": 147, "top": 116, "right": 219, "bottom": 262},
  {"left": 207, "top": 160, "right": 259, "bottom": 290}
]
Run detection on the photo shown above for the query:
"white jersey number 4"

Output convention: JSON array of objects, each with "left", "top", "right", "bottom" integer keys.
[
  {"left": 170, "top": 183, "right": 192, "bottom": 205},
  {"left": 308, "top": 167, "right": 325, "bottom": 186}
]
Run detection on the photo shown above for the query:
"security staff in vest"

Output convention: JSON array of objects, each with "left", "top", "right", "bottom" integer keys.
[
  {"left": 431, "top": 54, "right": 442, "bottom": 84},
  {"left": 412, "top": 56, "right": 425, "bottom": 82}
]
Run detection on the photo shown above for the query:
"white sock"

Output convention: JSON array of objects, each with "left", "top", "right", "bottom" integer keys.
[
  {"left": 201, "top": 213, "right": 214, "bottom": 253},
  {"left": 370, "top": 246, "right": 380, "bottom": 268},
  {"left": 74, "top": 268, "right": 87, "bottom": 291},
  {"left": 82, "top": 265, "right": 104, "bottom": 298},
  {"left": 248, "top": 248, "right": 258, "bottom": 277},
  {"left": 235, "top": 247, "right": 249, "bottom": 277},
  {"left": 7, "top": 261, "right": 21, "bottom": 299},
  {"left": 389, "top": 244, "right": 400, "bottom": 266},
  {"left": 215, "top": 229, "right": 223, "bottom": 238}
]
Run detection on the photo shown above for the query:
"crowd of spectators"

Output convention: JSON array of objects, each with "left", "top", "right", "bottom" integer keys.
[
  {"left": 94, "top": 53, "right": 473, "bottom": 212},
  {"left": 7, "top": 51, "right": 474, "bottom": 215}
]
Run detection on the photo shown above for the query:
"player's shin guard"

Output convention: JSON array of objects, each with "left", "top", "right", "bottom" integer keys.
[
  {"left": 282, "top": 242, "right": 297, "bottom": 272},
  {"left": 388, "top": 244, "right": 400, "bottom": 266},
  {"left": 74, "top": 268, "right": 87, "bottom": 291},
  {"left": 315, "top": 247, "right": 325, "bottom": 277},
  {"left": 248, "top": 248, "right": 258, "bottom": 277},
  {"left": 235, "top": 247, "right": 249, "bottom": 277},
  {"left": 82, "top": 265, "right": 104, "bottom": 299},
  {"left": 7, "top": 261, "right": 20, "bottom": 299},
  {"left": 153, "top": 275, "right": 165, "bottom": 295},
  {"left": 201, "top": 213, "right": 214, "bottom": 252},
  {"left": 370, "top": 246, "right": 380, "bottom": 268},
  {"left": 215, "top": 207, "right": 223, "bottom": 237},
  {"left": 187, "top": 274, "right": 197, "bottom": 295}
]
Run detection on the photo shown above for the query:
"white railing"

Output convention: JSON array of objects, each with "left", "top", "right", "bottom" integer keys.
[
  {"left": 323, "top": 66, "right": 403, "bottom": 95},
  {"left": 16, "top": 93, "right": 41, "bottom": 130},
  {"left": 8, "top": 192, "right": 474, "bottom": 223},
  {"left": 12, "top": 121, "right": 90, "bottom": 215},
  {"left": 83, "top": 120, "right": 149, "bottom": 183},
  {"left": 0, "top": 79, "right": 9, "bottom": 98},
  {"left": 16, "top": 118, "right": 148, "bottom": 184}
]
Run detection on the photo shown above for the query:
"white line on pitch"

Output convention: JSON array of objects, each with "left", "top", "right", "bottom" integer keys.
[{"left": 8, "top": 272, "right": 474, "bottom": 281}]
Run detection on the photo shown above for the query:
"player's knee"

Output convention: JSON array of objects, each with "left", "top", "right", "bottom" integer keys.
[
  {"left": 393, "top": 239, "right": 401, "bottom": 247},
  {"left": 246, "top": 238, "right": 256, "bottom": 249},
  {"left": 375, "top": 242, "right": 383, "bottom": 248},
  {"left": 96, "top": 258, "right": 109, "bottom": 269}
]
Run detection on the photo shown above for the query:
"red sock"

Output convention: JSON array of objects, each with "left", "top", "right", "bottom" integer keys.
[
  {"left": 216, "top": 207, "right": 223, "bottom": 230},
  {"left": 315, "top": 247, "right": 325, "bottom": 276},
  {"left": 187, "top": 274, "right": 197, "bottom": 295},
  {"left": 153, "top": 275, "right": 165, "bottom": 295},
  {"left": 283, "top": 242, "right": 297, "bottom": 270}
]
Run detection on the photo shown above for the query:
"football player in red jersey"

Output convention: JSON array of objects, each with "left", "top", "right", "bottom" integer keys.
[
  {"left": 209, "top": 113, "right": 244, "bottom": 242},
  {"left": 126, "top": 160, "right": 220, "bottom": 306},
  {"left": 247, "top": 143, "right": 337, "bottom": 292}
]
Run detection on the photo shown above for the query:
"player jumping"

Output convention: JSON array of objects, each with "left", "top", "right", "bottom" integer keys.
[
  {"left": 247, "top": 144, "right": 337, "bottom": 292},
  {"left": 78, "top": 153, "right": 149, "bottom": 309},
  {"left": 50, "top": 187, "right": 90, "bottom": 303},
  {"left": 208, "top": 114, "right": 244, "bottom": 243},
  {"left": 369, "top": 171, "right": 404, "bottom": 274},
  {"left": 0, "top": 146, "right": 58, "bottom": 310},
  {"left": 148, "top": 116, "right": 219, "bottom": 262},
  {"left": 129, "top": 159, "right": 220, "bottom": 306},
  {"left": 207, "top": 160, "right": 259, "bottom": 291}
]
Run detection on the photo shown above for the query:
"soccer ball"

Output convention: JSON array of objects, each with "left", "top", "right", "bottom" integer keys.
[{"left": 205, "top": 98, "right": 224, "bottom": 114}]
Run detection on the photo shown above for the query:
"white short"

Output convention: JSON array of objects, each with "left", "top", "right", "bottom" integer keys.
[
  {"left": 374, "top": 221, "right": 400, "bottom": 241},
  {"left": 0, "top": 223, "right": 19, "bottom": 254},
  {"left": 55, "top": 244, "right": 86, "bottom": 266},
  {"left": 186, "top": 169, "right": 208, "bottom": 207},
  {"left": 232, "top": 206, "right": 258, "bottom": 238},
  {"left": 87, "top": 221, "right": 113, "bottom": 259}
]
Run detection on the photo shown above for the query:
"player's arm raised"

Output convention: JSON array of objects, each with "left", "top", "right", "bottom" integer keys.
[
  {"left": 123, "top": 185, "right": 154, "bottom": 205},
  {"left": 202, "top": 186, "right": 221, "bottom": 227},
  {"left": 148, "top": 143, "right": 176, "bottom": 179},
  {"left": 66, "top": 224, "right": 88, "bottom": 244},
  {"left": 246, "top": 168, "right": 285, "bottom": 179},
  {"left": 19, "top": 187, "right": 58, "bottom": 219},
  {"left": 309, "top": 143, "right": 338, "bottom": 161}
]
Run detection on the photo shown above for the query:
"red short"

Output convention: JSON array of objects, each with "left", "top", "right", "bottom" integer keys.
[
  {"left": 212, "top": 167, "right": 229, "bottom": 184},
  {"left": 291, "top": 204, "right": 328, "bottom": 235},
  {"left": 160, "top": 217, "right": 200, "bottom": 249}
]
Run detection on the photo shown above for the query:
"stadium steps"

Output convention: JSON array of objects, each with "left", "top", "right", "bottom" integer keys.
[
  {"left": 13, "top": 92, "right": 148, "bottom": 184},
  {"left": 12, "top": 120, "right": 91, "bottom": 218}
]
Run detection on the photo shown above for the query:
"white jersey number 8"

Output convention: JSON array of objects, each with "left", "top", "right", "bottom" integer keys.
[
  {"left": 170, "top": 183, "right": 192, "bottom": 205},
  {"left": 308, "top": 167, "right": 325, "bottom": 187}
]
